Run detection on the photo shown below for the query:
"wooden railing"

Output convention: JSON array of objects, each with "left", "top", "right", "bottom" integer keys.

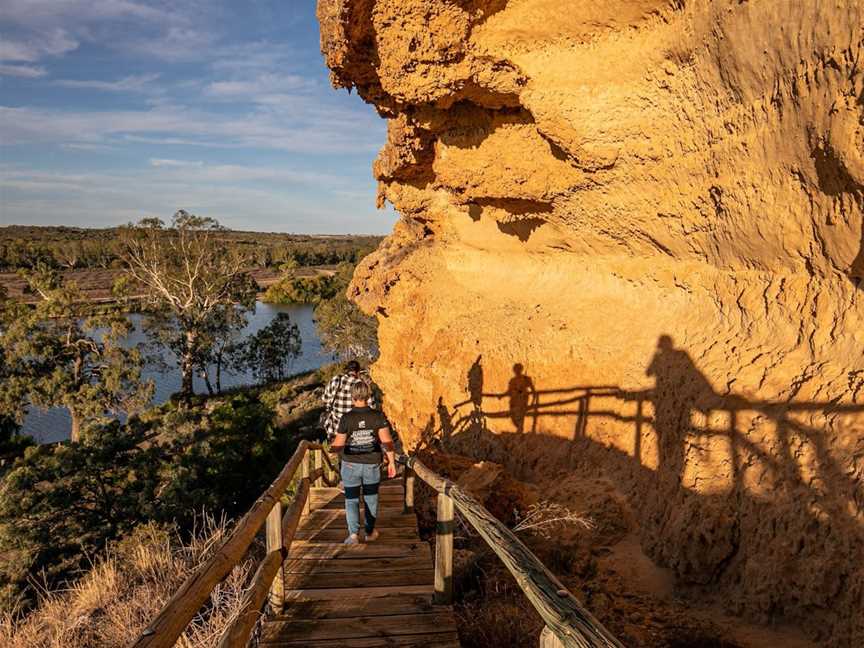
[
  {"left": 131, "top": 440, "right": 339, "bottom": 648},
  {"left": 400, "top": 455, "right": 624, "bottom": 648}
]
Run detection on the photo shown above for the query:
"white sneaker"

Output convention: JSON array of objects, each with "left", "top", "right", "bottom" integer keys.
[{"left": 343, "top": 533, "right": 360, "bottom": 545}]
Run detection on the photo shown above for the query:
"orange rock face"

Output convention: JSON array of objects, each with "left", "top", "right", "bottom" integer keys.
[{"left": 318, "top": 1, "right": 864, "bottom": 644}]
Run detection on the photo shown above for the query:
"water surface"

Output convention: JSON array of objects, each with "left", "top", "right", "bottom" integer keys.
[{"left": 21, "top": 302, "right": 331, "bottom": 443}]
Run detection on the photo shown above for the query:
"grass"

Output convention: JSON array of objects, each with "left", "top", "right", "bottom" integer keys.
[{"left": 0, "top": 516, "right": 258, "bottom": 648}]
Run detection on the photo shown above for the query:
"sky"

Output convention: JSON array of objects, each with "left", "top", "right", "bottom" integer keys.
[{"left": 0, "top": 0, "right": 396, "bottom": 234}]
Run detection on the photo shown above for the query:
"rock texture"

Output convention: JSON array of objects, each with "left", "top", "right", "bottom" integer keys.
[{"left": 318, "top": 1, "right": 864, "bottom": 645}]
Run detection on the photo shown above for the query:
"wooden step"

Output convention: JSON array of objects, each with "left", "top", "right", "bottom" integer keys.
[
  {"left": 283, "top": 584, "right": 434, "bottom": 601},
  {"left": 295, "top": 526, "right": 418, "bottom": 542},
  {"left": 260, "top": 633, "right": 461, "bottom": 647},
  {"left": 261, "top": 611, "right": 457, "bottom": 643},
  {"left": 263, "top": 481, "right": 459, "bottom": 647},
  {"left": 272, "top": 593, "right": 437, "bottom": 620},
  {"left": 285, "top": 568, "right": 434, "bottom": 590},
  {"left": 285, "top": 555, "right": 431, "bottom": 574},
  {"left": 301, "top": 509, "right": 417, "bottom": 529},
  {"left": 288, "top": 541, "right": 430, "bottom": 560}
]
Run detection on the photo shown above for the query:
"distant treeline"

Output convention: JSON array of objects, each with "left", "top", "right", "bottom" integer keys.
[{"left": 0, "top": 225, "right": 382, "bottom": 271}]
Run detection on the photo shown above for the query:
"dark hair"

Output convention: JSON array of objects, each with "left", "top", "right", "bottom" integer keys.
[{"left": 346, "top": 360, "right": 361, "bottom": 373}]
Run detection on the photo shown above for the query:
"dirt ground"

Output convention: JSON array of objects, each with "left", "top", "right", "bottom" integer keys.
[{"left": 412, "top": 452, "right": 818, "bottom": 648}]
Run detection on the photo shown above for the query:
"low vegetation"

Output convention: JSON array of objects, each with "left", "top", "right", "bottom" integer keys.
[
  {"left": 0, "top": 224, "right": 380, "bottom": 273},
  {"left": 0, "top": 267, "right": 153, "bottom": 441},
  {"left": 0, "top": 518, "right": 255, "bottom": 648},
  {"left": 0, "top": 211, "right": 380, "bottom": 637},
  {"left": 0, "top": 371, "right": 327, "bottom": 616}
]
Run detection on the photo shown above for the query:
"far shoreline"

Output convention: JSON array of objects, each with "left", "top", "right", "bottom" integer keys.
[{"left": 0, "top": 265, "right": 337, "bottom": 306}]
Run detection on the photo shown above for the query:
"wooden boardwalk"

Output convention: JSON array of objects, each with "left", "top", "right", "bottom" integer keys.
[{"left": 259, "top": 480, "right": 461, "bottom": 648}]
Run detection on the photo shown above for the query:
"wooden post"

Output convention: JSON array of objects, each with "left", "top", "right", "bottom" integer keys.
[
  {"left": 301, "top": 451, "right": 311, "bottom": 516},
  {"left": 265, "top": 501, "right": 284, "bottom": 613},
  {"left": 313, "top": 448, "right": 323, "bottom": 487},
  {"left": 434, "top": 491, "right": 454, "bottom": 605},
  {"left": 403, "top": 467, "right": 415, "bottom": 514},
  {"left": 133, "top": 441, "right": 312, "bottom": 648}
]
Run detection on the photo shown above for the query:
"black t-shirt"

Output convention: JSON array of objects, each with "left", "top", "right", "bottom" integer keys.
[{"left": 337, "top": 406, "right": 390, "bottom": 465}]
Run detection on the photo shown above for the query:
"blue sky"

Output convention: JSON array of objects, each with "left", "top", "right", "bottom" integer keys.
[{"left": 0, "top": 0, "right": 396, "bottom": 234}]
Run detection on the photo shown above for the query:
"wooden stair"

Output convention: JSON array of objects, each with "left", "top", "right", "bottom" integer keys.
[{"left": 259, "top": 480, "right": 461, "bottom": 647}]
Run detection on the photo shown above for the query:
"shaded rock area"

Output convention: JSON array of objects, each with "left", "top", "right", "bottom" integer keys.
[
  {"left": 414, "top": 451, "right": 815, "bottom": 648},
  {"left": 317, "top": 1, "right": 864, "bottom": 645}
]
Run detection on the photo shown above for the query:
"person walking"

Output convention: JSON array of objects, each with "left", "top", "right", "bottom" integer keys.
[
  {"left": 330, "top": 381, "right": 396, "bottom": 544},
  {"left": 322, "top": 360, "right": 377, "bottom": 441}
]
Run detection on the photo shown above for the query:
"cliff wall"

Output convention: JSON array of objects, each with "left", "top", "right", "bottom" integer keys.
[{"left": 317, "top": 1, "right": 864, "bottom": 644}]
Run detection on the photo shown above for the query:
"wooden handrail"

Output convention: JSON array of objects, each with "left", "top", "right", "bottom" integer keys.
[
  {"left": 401, "top": 456, "right": 624, "bottom": 648},
  {"left": 132, "top": 440, "right": 337, "bottom": 648},
  {"left": 215, "top": 477, "right": 311, "bottom": 648}
]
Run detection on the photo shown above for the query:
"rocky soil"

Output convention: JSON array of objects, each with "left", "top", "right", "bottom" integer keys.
[
  {"left": 415, "top": 451, "right": 818, "bottom": 648},
  {"left": 317, "top": 1, "right": 864, "bottom": 645}
]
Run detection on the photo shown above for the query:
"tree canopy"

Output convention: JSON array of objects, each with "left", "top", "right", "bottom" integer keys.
[
  {"left": 314, "top": 264, "right": 378, "bottom": 361},
  {"left": 118, "top": 211, "right": 258, "bottom": 400},
  {"left": 0, "top": 267, "right": 152, "bottom": 442}
]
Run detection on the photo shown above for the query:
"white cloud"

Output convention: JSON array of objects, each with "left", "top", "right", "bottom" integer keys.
[
  {"left": 0, "top": 1, "right": 174, "bottom": 27},
  {"left": 0, "top": 1, "right": 208, "bottom": 70},
  {"left": 61, "top": 142, "right": 117, "bottom": 152},
  {"left": 122, "top": 26, "right": 216, "bottom": 62},
  {"left": 55, "top": 73, "right": 160, "bottom": 92},
  {"left": 0, "top": 29, "right": 78, "bottom": 62},
  {"left": 149, "top": 158, "right": 203, "bottom": 168},
  {"left": 205, "top": 73, "right": 312, "bottom": 100},
  {"left": 0, "top": 63, "right": 46, "bottom": 77},
  {"left": 0, "top": 104, "right": 384, "bottom": 155},
  {"left": 0, "top": 166, "right": 394, "bottom": 234}
]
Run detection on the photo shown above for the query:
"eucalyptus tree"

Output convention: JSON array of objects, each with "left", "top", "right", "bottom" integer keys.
[
  {"left": 236, "top": 312, "right": 302, "bottom": 383},
  {"left": 0, "top": 267, "right": 153, "bottom": 442},
  {"left": 314, "top": 264, "right": 378, "bottom": 361},
  {"left": 119, "top": 211, "right": 258, "bottom": 401}
]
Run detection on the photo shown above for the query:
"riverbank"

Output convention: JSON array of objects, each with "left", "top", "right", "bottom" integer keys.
[
  {"left": 20, "top": 302, "right": 333, "bottom": 443},
  {"left": 0, "top": 369, "right": 332, "bottom": 621}
]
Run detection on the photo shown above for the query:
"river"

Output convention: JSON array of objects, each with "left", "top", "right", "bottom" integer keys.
[{"left": 20, "top": 302, "right": 333, "bottom": 443}]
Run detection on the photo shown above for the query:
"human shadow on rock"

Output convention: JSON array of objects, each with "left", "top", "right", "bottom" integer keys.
[{"left": 425, "top": 338, "right": 864, "bottom": 642}]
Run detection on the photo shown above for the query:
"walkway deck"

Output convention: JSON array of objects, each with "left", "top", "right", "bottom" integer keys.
[{"left": 259, "top": 480, "right": 461, "bottom": 647}]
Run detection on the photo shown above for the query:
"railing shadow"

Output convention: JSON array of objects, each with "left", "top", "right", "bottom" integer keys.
[{"left": 418, "top": 336, "right": 864, "bottom": 640}]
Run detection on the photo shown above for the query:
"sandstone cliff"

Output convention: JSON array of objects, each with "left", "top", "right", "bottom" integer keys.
[{"left": 317, "top": 1, "right": 864, "bottom": 645}]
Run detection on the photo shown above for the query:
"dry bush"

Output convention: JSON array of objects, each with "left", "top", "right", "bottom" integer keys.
[
  {"left": 454, "top": 552, "right": 544, "bottom": 648},
  {"left": 513, "top": 500, "right": 594, "bottom": 539},
  {"left": 0, "top": 515, "right": 257, "bottom": 648}
]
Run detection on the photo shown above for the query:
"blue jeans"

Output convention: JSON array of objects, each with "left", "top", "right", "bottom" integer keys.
[{"left": 341, "top": 461, "right": 380, "bottom": 536}]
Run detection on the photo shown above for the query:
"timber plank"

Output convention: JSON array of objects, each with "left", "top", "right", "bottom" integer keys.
[
  {"left": 260, "top": 633, "right": 461, "bottom": 647},
  {"left": 312, "top": 500, "right": 405, "bottom": 512},
  {"left": 310, "top": 485, "right": 402, "bottom": 496},
  {"left": 261, "top": 612, "right": 457, "bottom": 642},
  {"left": 301, "top": 509, "right": 416, "bottom": 528},
  {"left": 261, "top": 480, "right": 459, "bottom": 648},
  {"left": 295, "top": 527, "right": 418, "bottom": 542},
  {"left": 288, "top": 541, "right": 430, "bottom": 560},
  {"left": 283, "top": 584, "right": 434, "bottom": 601},
  {"left": 311, "top": 493, "right": 404, "bottom": 506},
  {"left": 285, "top": 569, "right": 434, "bottom": 590},
  {"left": 285, "top": 556, "right": 430, "bottom": 574},
  {"left": 270, "top": 593, "right": 436, "bottom": 619}
]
